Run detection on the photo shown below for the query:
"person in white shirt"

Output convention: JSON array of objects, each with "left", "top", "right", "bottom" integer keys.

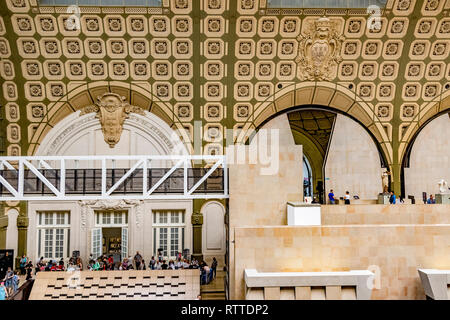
[{"left": 344, "top": 191, "right": 351, "bottom": 205}]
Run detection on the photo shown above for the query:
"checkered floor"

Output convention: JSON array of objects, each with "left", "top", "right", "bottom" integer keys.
[{"left": 29, "top": 270, "right": 200, "bottom": 300}]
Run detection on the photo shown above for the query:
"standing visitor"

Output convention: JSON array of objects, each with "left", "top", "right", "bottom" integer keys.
[
  {"left": 58, "top": 258, "right": 65, "bottom": 271},
  {"left": 25, "top": 260, "right": 33, "bottom": 280},
  {"left": 19, "top": 256, "right": 27, "bottom": 275},
  {"left": 108, "top": 255, "right": 114, "bottom": 270},
  {"left": 12, "top": 271, "right": 19, "bottom": 294},
  {"left": 389, "top": 191, "right": 396, "bottom": 204},
  {"left": 121, "top": 258, "right": 128, "bottom": 270},
  {"left": 4, "top": 267, "right": 14, "bottom": 295},
  {"left": 92, "top": 259, "right": 100, "bottom": 271},
  {"left": 149, "top": 256, "right": 156, "bottom": 270},
  {"left": 328, "top": 189, "right": 335, "bottom": 204},
  {"left": 427, "top": 194, "right": 435, "bottom": 204},
  {"left": 133, "top": 251, "right": 143, "bottom": 270},
  {"left": 211, "top": 257, "right": 218, "bottom": 280},
  {"left": 35, "top": 257, "right": 43, "bottom": 275},
  {"left": 76, "top": 257, "right": 83, "bottom": 270},
  {"left": 203, "top": 264, "right": 210, "bottom": 285},
  {"left": 344, "top": 191, "right": 351, "bottom": 205}
]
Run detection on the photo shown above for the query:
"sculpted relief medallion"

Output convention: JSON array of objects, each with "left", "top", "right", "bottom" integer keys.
[
  {"left": 81, "top": 92, "right": 145, "bottom": 148},
  {"left": 296, "top": 17, "right": 344, "bottom": 81}
]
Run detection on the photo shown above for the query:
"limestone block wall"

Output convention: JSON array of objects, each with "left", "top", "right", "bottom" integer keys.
[
  {"left": 233, "top": 225, "right": 450, "bottom": 300},
  {"left": 321, "top": 204, "right": 450, "bottom": 225},
  {"left": 405, "top": 114, "right": 450, "bottom": 200},
  {"left": 228, "top": 113, "right": 303, "bottom": 227},
  {"left": 228, "top": 144, "right": 303, "bottom": 227},
  {"left": 244, "top": 269, "right": 373, "bottom": 300},
  {"left": 228, "top": 140, "right": 303, "bottom": 300}
]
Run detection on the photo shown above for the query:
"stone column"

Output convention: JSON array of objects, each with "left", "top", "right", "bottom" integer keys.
[
  {"left": 0, "top": 216, "right": 7, "bottom": 249},
  {"left": 391, "top": 163, "right": 401, "bottom": 198},
  {"left": 191, "top": 212, "right": 203, "bottom": 262},
  {"left": 16, "top": 215, "right": 29, "bottom": 265},
  {"left": 0, "top": 202, "right": 6, "bottom": 248}
]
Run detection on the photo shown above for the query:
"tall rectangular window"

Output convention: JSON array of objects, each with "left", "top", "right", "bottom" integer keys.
[
  {"left": 37, "top": 211, "right": 70, "bottom": 260},
  {"left": 153, "top": 210, "right": 185, "bottom": 259},
  {"left": 95, "top": 211, "right": 127, "bottom": 227}
]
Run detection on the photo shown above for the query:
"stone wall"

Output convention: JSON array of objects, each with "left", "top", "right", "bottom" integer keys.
[
  {"left": 228, "top": 114, "right": 303, "bottom": 227},
  {"left": 233, "top": 224, "right": 450, "bottom": 300},
  {"left": 228, "top": 124, "right": 303, "bottom": 300},
  {"left": 321, "top": 204, "right": 450, "bottom": 225}
]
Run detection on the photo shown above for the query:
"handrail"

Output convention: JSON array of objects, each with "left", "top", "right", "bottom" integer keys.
[
  {"left": 0, "top": 155, "right": 228, "bottom": 200},
  {"left": 7, "top": 279, "right": 35, "bottom": 300}
]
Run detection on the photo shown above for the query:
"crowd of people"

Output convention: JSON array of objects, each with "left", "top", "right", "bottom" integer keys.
[
  {"left": 0, "top": 268, "right": 19, "bottom": 300},
  {"left": 4, "top": 251, "right": 219, "bottom": 295},
  {"left": 326, "top": 189, "right": 438, "bottom": 205}
]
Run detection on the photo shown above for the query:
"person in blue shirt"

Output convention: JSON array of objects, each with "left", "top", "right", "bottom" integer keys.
[
  {"left": 12, "top": 271, "right": 19, "bottom": 294},
  {"left": 427, "top": 194, "right": 436, "bottom": 204},
  {"left": 0, "top": 282, "right": 8, "bottom": 300},
  {"left": 328, "top": 189, "right": 335, "bottom": 204},
  {"left": 389, "top": 191, "right": 396, "bottom": 204}
]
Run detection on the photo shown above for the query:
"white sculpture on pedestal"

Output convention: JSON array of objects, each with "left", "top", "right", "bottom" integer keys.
[
  {"left": 381, "top": 170, "right": 390, "bottom": 194},
  {"left": 437, "top": 179, "right": 449, "bottom": 194}
]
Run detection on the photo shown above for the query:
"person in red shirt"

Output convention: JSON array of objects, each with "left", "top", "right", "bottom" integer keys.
[{"left": 108, "top": 255, "right": 114, "bottom": 270}]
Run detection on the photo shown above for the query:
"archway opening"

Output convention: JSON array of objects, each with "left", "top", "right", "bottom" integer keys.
[
  {"left": 35, "top": 109, "right": 189, "bottom": 169},
  {"left": 255, "top": 105, "right": 385, "bottom": 203},
  {"left": 288, "top": 109, "right": 336, "bottom": 202},
  {"left": 402, "top": 112, "right": 450, "bottom": 202},
  {"left": 303, "top": 156, "right": 313, "bottom": 198}
]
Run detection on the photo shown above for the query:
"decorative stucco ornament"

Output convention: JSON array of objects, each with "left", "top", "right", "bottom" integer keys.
[
  {"left": 296, "top": 17, "right": 344, "bottom": 81},
  {"left": 81, "top": 92, "right": 145, "bottom": 148}
]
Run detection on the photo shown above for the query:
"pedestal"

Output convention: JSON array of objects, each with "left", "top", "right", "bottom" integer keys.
[
  {"left": 377, "top": 193, "right": 390, "bottom": 204},
  {"left": 435, "top": 193, "right": 450, "bottom": 204},
  {"left": 287, "top": 202, "right": 321, "bottom": 226}
]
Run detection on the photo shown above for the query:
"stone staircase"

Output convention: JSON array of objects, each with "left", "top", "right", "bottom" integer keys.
[{"left": 201, "top": 270, "right": 226, "bottom": 300}]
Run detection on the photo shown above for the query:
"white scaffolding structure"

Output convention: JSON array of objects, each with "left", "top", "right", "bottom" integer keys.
[{"left": 0, "top": 155, "right": 228, "bottom": 201}]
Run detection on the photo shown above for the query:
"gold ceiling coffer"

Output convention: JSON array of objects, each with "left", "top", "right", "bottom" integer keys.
[
  {"left": 81, "top": 92, "right": 145, "bottom": 148},
  {"left": 296, "top": 16, "right": 344, "bottom": 81}
]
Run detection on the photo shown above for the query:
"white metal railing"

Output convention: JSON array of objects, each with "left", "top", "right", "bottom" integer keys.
[{"left": 0, "top": 155, "right": 228, "bottom": 201}]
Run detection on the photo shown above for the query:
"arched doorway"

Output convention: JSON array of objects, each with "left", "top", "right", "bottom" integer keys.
[
  {"left": 27, "top": 81, "right": 193, "bottom": 156},
  {"left": 239, "top": 83, "right": 391, "bottom": 200},
  {"left": 288, "top": 109, "right": 336, "bottom": 202},
  {"left": 403, "top": 113, "right": 450, "bottom": 201},
  {"left": 255, "top": 107, "right": 384, "bottom": 202},
  {"left": 35, "top": 109, "right": 188, "bottom": 163},
  {"left": 201, "top": 201, "right": 226, "bottom": 266}
]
